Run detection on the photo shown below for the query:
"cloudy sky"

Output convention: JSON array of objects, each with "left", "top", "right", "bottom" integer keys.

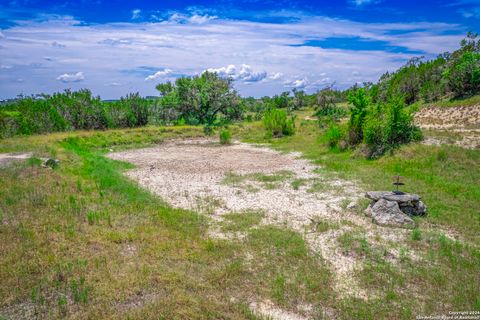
[{"left": 0, "top": 0, "right": 479, "bottom": 99}]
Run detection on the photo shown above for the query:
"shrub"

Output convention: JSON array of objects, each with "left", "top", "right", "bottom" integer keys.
[
  {"left": 219, "top": 129, "right": 232, "bottom": 145},
  {"left": 347, "top": 88, "right": 369, "bottom": 145},
  {"left": 262, "top": 107, "right": 295, "bottom": 138},
  {"left": 325, "top": 123, "right": 344, "bottom": 149},
  {"left": 361, "top": 97, "right": 423, "bottom": 158},
  {"left": 384, "top": 97, "right": 422, "bottom": 146}
]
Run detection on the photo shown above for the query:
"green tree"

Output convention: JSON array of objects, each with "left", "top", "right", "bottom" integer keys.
[{"left": 156, "top": 71, "right": 240, "bottom": 127}]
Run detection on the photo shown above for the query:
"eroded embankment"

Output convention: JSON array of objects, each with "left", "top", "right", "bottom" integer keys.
[{"left": 415, "top": 104, "right": 480, "bottom": 149}]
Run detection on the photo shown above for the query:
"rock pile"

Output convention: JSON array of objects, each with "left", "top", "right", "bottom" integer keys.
[{"left": 365, "top": 191, "right": 427, "bottom": 228}]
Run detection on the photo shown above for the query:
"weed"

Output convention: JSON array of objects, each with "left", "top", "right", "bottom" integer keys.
[{"left": 411, "top": 228, "right": 422, "bottom": 241}]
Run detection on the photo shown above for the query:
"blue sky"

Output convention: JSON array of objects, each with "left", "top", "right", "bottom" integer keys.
[{"left": 0, "top": 0, "right": 478, "bottom": 98}]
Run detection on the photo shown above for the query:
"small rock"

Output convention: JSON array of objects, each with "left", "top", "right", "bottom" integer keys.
[
  {"left": 346, "top": 202, "right": 357, "bottom": 210},
  {"left": 369, "top": 199, "right": 415, "bottom": 229},
  {"left": 43, "top": 158, "right": 59, "bottom": 169},
  {"left": 416, "top": 200, "right": 427, "bottom": 216}
]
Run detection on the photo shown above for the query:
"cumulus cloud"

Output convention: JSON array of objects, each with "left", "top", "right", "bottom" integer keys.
[
  {"left": 56, "top": 72, "right": 85, "bottom": 83},
  {"left": 238, "top": 64, "right": 267, "bottom": 82},
  {"left": 0, "top": 31, "right": 5, "bottom": 39},
  {"left": 284, "top": 78, "right": 308, "bottom": 89},
  {"left": 131, "top": 9, "right": 142, "bottom": 20},
  {"left": 269, "top": 72, "right": 283, "bottom": 80},
  {"left": 0, "top": 12, "right": 464, "bottom": 98},
  {"left": 188, "top": 14, "right": 218, "bottom": 24},
  {"left": 206, "top": 64, "right": 237, "bottom": 78},
  {"left": 145, "top": 69, "right": 172, "bottom": 81},
  {"left": 206, "top": 64, "right": 267, "bottom": 82}
]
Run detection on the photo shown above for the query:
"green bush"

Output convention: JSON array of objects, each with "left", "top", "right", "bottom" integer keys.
[
  {"left": 325, "top": 123, "right": 344, "bottom": 149},
  {"left": 219, "top": 129, "right": 232, "bottom": 145},
  {"left": 360, "top": 97, "right": 422, "bottom": 158},
  {"left": 262, "top": 107, "right": 295, "bottom": 138},
  {"left": 347, "top": 88, "right": 369, "bottom": 145}
]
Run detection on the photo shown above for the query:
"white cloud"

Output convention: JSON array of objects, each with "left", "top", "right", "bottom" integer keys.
[
  {"left": 269, "top": 72, "right": 283, "bottom": 80},
  {"left": 238, "top": 64, "right": 267, "bottom": 82},
  {"left": 188, "top": 14, "right": 217, "bottom": 24},
  {"left": 284, "top": 78, "right": 308, "bottom": 89},
  {"left": 145, "top": 69, "right": 172, "bottom": 81},
  {"left": 206, "top": 64, "right": 237, "bottom": 78},
  {"left": 0, "top": 13, "right": 464, "bottom": 98},
  {"left": 0, "top": 31, "right": 5, "bottom": 39},
  {"left": 56, "top": 72, "right": 85, "bottom": 82},
  {"left": 165, "top": 12, "right": 216, "bottom": 24},
  {"left": 206, "top": 64, "right": 267, "bottom": 82},
  {"left": 131, "top": 9, "right": 142, "bottom": 20}
]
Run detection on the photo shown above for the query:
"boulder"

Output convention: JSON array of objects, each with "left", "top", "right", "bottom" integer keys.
[
  {"left": 369, "top": 199, "right": 415, "bottom": 228},
  {"left": 365, "top": 191, "right": 427, "bottom": 217}
]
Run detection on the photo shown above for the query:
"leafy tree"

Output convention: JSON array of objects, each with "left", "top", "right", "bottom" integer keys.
[
  {"left": 156, "top": 71, "right": 240, "bottom": 127},
  {"left": 290, "top": 88, "right": 306, "bottom": 111}
]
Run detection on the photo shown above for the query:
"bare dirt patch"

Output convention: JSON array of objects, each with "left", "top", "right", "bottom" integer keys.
[
  {"left": 0, "top": 152, "right": 33, "bottom": 167},
  {"left": 415, "top": 105, "right": 480, "bottom": 149},
  {"left": 108, "top": 139, "right": 413, "bottom": 301}
]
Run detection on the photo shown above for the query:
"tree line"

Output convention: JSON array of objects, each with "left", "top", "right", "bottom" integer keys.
[{"left": 1, "top": 33, "right": 479, "bottom": 142}]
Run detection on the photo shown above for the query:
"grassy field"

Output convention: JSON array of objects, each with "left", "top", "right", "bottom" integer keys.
[
  {"left": 0, "top": 118, "right": 479, "bottom": 319},
  {"left": 234, "top": 117, "right": 480, "bottom": 316}
]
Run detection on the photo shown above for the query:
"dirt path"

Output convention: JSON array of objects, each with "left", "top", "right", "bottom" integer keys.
[{"left": 108, "top": 139, "right": 413, "bottom": 317}]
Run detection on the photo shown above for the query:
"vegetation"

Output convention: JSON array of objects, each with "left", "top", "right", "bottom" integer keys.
[
  {"left": 156, "top": 71, "right": 240, "bottom": 131},
  {"left": 239, "top": 117, "right": 480, "bottom": 319},
  {"left": 0, "top": 32, "right": 479, "bottom": 320},
  {"left": 0, "top": 128, "right": 334, "bottom": 319},
  {"left": 368, "top": 32, "right": 480, "bottom": 104},
  {"left": 219, "top": 128, "right": 232, "bottom": 145},
  {"left": 262, "top": 107, "right": 295, "bottom": 138},
  {"left": 0, "top": 73, "right": 242, "bottom": 139}
]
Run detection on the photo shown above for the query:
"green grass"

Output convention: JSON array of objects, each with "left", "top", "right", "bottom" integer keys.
[
  {"left": 0, "top": 126, "right": 336, "bottom": 319},
  {"left": 1, "top": 120, "right": 479, "bottom": 319},
  {"left": 424, "top": 94, "right": 480, "bottom": 108},
  {"left": 221, "top": 210, "right": 265, "bottom": 233},
  {"left": 232, "top": 115, "right": 480, "bottom": 317}
]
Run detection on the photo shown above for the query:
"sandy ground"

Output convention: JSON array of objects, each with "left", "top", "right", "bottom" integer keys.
[
  {"left": 108, "top": 139, "right": 413, "bottom": 318},
  {"left": 0, "top": 152, "right": 33, "bottom": 167},
  {"left": 415, "top": 105, "right": 480, "bottom": 149}
]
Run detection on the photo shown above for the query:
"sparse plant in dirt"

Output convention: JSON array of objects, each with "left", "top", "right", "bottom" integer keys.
[{"left": 411, "top": 228, "right": 422, "bottom": 241}]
